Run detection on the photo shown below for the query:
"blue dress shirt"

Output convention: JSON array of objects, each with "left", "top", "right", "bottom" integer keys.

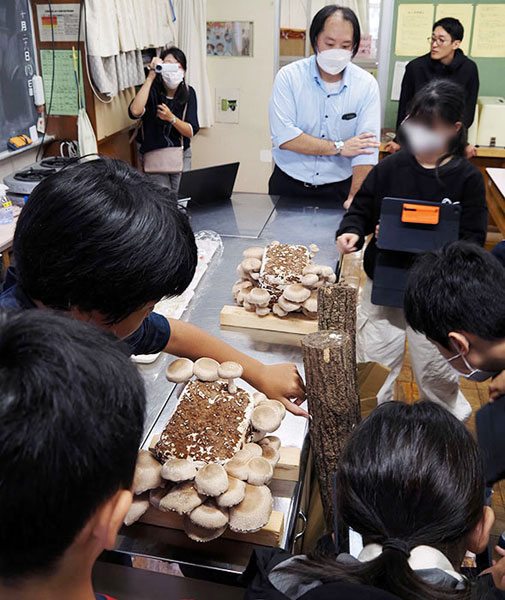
[{"left": 269, "top": 55, "right": 380, "bottom": 186}]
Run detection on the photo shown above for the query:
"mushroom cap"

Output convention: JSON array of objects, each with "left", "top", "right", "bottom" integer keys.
[
  {"left": 183, "top": 517, "right": 227, "bottom": 542},
  {"left": 247, "top": 456, "right": 274, "bottom": 485},
  {"left": 243, "top": 246, "right": 265, "bottom": 261},
  {"left": 251, "top": 405, "right": 283, "bottom": 433},
  {"left": 256, "top": 306, "right": 271, "bottom": 317},
  {"left": 283, "top": 284, "right": 311, "bottom": 303},
  {"left": 229, "top": 484, "right": 273, "bottom": 533},
  {"left": 320, "top": 265, "right": 334, "bottom": 278},
  {"left": 258, "top": 399, "right": 286, "bottom": 420},
  {"left": 166, "top": 358, "right": 194, "bottom": 383},
  {"left": 132, "top": 450, "right": 163, "bottom": 495},
  {"left": 302, "top": 264, "right": 322, "bottom": 276},
  {"left": 159, "top": 481, "right": 204, "bottom": 515},
  {"left": 253, "top": 392, "right": 268, "bottom": 404},
  {"left": 218, "top": 361, "right": 244, "bottom": 381},
  {"left": 301, "top": 273, "right": 319, "bottom": 288},
  {"left": 124, "top": 495, "right": 150, "bottom": 526},
  {"left": 262, "top": 445, "right": 280, "bottom": 466},
  {"left": 243, "top": 301, "right": 255, "bottom": 312},
  {"left": 242, "top": 442, "right": 263, "bottom": 457},
  {"left": 149, "top": 487, "right": 169, "bottom": 510},
  {"left": 259, "top": 435, "right": 282, "bottom": 451},
  {"left": 190, "top": 500, "right": 229, "bottom": 529},
  {"left": 161, "top": 458, "right": 197, "bottom": 483},
  {"left": 309, "top": 243, "right": 320, "bottom": 254},
  {"left": 193, "top": 357, "right": 220, "bottom": 382},
  {"left": 272, "top": 303, "right": 288, "bottom": 318},
  {"left": 302, "top": 308, "right": 318, "bottom": 319},
  {"left": 247, "top": 288, "right": 271, "bottom": 308},
  {"left": 326, "top": 272, "right": 337, "bottom": 284},
  {"left": 278, "top": 295, "right": 301, "bottom": 313},
  {"left": 232, "top": 279, "right": 253, "bottom": 295},
  {"left": 225, "top": 455, "right": 250, "bottom": 480},
  {"left": 241, "top": 257, "right": 261, "bottom": 273},
  {"left": 302, "top": 296, "right": 318, "bottom": 314},
  {"left": 194, "top": 463, "right": 229, "bottom": 496},
  {"left": 237, "top": 264, "right": 247, "bottom": 279},
  {"left": 216, "top": 476, "right": 246, "bottom": 507}
]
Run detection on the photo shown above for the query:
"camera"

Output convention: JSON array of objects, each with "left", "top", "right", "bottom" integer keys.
[{"left": 154, "top": 62, "right": 179, "bottom": 74}]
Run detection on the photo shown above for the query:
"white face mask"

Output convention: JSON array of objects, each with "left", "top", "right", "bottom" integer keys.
[
  {"left": 402, "top": 120, "right": 447, "bottom": 155},
  {"left": 446, "top": 351, "right": 497, "bottom": 382},
  {"left": 162, "top": 68, "right": 184, "bottom": 89},
  {"left": 316, "top": 49, "right": 352, "bottom": 75}
]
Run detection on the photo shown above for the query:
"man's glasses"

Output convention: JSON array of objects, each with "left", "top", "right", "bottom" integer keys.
[{"left": 428, "top": 36, "right": 450, "bottom": 46}]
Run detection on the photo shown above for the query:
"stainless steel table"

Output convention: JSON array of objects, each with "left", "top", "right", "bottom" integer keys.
[{"left": 112, "top": 192, "right": 344, "bottom": 580}]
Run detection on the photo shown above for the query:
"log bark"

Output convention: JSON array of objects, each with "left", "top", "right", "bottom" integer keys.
[
  {"left": 302, "top": 330, "right": 360, "bottom": 531},
  {"left": 317, "top": 283, "right": 358, "bottom": 355}
]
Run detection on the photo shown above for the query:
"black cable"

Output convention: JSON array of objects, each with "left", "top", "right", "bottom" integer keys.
[{"left": 36, "top": 0, "right": 55, "bottom": 161}]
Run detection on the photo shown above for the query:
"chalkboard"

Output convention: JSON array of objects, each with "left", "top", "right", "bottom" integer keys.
[
  {"left": 385, "top": 0, "right": 505, "bottom": 130},
  {"left": 0, "top": 0, "right": 38, "bottom": 148}
]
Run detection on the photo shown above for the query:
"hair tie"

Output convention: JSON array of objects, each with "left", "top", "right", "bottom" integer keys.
[{"left": 382, "top": 538, "right": 411, "bottom": 558}]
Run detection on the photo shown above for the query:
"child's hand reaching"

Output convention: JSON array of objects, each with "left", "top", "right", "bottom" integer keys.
[{"left": 252, "top": 363, "right": 309, "bottom": 418}]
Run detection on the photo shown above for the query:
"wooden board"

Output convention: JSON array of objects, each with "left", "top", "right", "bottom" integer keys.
[
  {"left": 149, "top": 436, "right": 301, "bottom": 482},
  {"left": 139, "top": 506, "right": 285, "bottom": 547},
  {"left": 220, "top": 305, "right": 318, "bottom": 335}
]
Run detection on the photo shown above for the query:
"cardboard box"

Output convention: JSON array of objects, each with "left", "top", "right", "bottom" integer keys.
[{"left": 357, "top": 361, "right": 390, "bottom": 412}]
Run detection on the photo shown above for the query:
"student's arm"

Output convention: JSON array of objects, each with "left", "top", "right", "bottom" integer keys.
[
  {"left": 463, "top": 62, "right": 480, "bottom": 129},
  {"left": 269, "top": 69, "right": 378, "bottom": 157},
  {"left": 459, "top": 168, "right": 488, "bottom": 246},
  {"left": 165, "top": 319, "right": 308, "bottom": 417},
  {"left": 396, "top": 63, "right": 415, "bottom": 132},
  {"left": 336, "top": 167, "right": 378, "bottom": 253}
]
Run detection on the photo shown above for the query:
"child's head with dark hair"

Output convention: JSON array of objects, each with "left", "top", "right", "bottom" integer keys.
[
  {"left": 14, "top": 158, "right": 197, "bottom": 338},
  {"left": 289, "top": 401, "right": 493, "bottom": 600},
  {"left": 401, "top": 79, "right": 467, "bottom": 159},
  {"left": 405, "top": 241, "right": 505, "bottom": 374},
  {"left": 0, "top": 310, "right": 145, "bottom": 587},
  {"left": 310, "top": 4, "right": 361, "bottom": 57}
]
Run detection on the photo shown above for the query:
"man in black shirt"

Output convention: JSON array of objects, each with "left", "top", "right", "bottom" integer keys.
[{"left": 385, "top": 18, "right": 479, "bottom": 156}]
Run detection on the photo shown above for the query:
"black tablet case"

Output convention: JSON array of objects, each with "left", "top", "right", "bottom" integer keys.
[{"left": 372, "top": 197, "right": 461, "bottom": 308}]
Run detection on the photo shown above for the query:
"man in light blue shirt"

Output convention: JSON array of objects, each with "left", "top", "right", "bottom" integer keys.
[{"left": 269, "top": 5, "right": 381, "bottom": 207}]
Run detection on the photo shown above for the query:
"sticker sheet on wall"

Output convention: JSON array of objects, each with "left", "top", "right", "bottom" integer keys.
[{"left": 207, "top": 21, "right": 253, "bottom": 57}]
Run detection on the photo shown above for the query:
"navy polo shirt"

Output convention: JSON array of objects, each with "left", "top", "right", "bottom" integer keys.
[{"left": 0, "top": 268, "right": 171, "bottom": 356}]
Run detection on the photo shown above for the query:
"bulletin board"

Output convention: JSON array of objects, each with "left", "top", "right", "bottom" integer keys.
[{"left": 384, "top": 0, "right": 505, "bottom": 130}]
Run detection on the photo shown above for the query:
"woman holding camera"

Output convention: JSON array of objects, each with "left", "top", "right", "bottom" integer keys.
[{"left": 129, "top": 47, "right": 199, "bottom": 194}]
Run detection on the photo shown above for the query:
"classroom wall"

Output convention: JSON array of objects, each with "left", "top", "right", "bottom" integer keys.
[
  {"left": 191, "top": 0, "right": 276, "bottom": 193},
  {"left": 385, "top": 0, "right": 505, "bottom": 131}
]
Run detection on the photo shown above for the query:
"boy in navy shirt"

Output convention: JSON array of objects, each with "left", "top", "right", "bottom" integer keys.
[
  {"left": 0, "top": 158, "right": 307, "bottom": 417},
  {"left": 0, "top": 310, "right": 145, "bottom": 600}
]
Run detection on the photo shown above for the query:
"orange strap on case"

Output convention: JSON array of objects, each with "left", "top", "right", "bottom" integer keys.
[{"left": 401, "top": 203, "right": 440, "bottom": 225}]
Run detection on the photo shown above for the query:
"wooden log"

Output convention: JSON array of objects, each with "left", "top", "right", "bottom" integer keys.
[
  {"left": 317, "top": 283, "right": 358, "bottom": 354},
  {"left": 302, "top": 330, "right": 360, "bottom": 531}
]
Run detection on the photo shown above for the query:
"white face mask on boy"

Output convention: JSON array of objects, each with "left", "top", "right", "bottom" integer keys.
[
  {"left": 162, "top": 68, "right": 184, "bottom": 89},
  {"left": 402, "top": 120, "right": 447, "bottom": 155},
  {"left": 446, "top": 350, "right": 497, "bottom": 382},
  {"left": 316, "top": 49, "right": 352, "bottom": 75}
]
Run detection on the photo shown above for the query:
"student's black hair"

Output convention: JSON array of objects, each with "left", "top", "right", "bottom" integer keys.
[
  {"left": 14, "top": 157, "right": 197, "bottom": 324},
  {"left": 0, "top": 310, "right": 146, "bottom": 580},
  {"left": 405, "top": 241, "right": 505, "bottom": 349},
  {"left": 284, "top": 401, "right": 484, "bottom": 599},
  {"left": 433, "top": 17, "right": 464, "bottom": 42},
  {"left": 154, "top": 46, "right": 189, "bottom": 107},
  {"left": 309, "top": 5, "right": 361, "bottom": 58},
  {"left": 404, "top": 79, "right": 467, "bottom": 161}
]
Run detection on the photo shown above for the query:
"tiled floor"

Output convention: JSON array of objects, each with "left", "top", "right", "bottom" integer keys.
[{"left": 340, "top": 246, "right": 505, "bottom": 555}]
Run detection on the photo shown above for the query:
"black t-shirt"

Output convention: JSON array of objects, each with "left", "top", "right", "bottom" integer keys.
[
  {"left": 129, "top": 83, "right": 200, "bottom": 154},
  {"left": 336, "top": 151, "right": 488, "bottom": 279},
  {"left": 397, "top": 50, "right": 479, "bottom": 130}
]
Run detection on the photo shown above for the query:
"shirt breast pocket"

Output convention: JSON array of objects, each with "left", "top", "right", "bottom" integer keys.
[{"left": 339, "top": 114, "right": 358, "bottom": 141}]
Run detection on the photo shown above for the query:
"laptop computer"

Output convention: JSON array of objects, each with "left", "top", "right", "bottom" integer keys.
[
  {"left": 372, "top": 197, "right": 461, "bottom": 308},
  {"left": 178, "top": 162, "right": 239, "bottom": 206}
]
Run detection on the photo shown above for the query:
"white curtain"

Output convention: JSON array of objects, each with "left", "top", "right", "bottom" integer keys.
[{"left": 176, "top": 0, "right": 213, "bottom": 128}]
